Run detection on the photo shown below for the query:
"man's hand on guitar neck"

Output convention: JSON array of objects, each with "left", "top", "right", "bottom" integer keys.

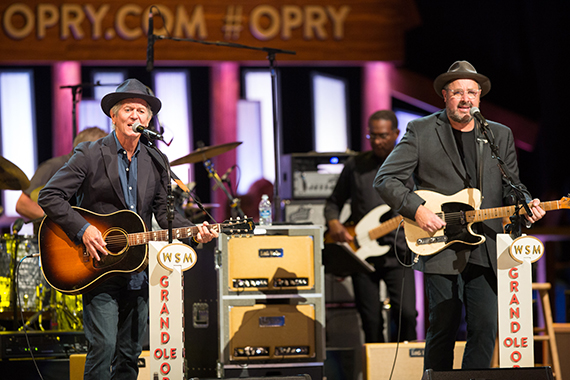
[
  {"left": 83, "top": 225, "right": 108, "bottom": 261},
  {"left": 327, "top": 219, "right": 354, "bottom": 243},
  {"left": 415, "top": 204, "right": 446, "bottom": 234},
  {"left": 526, "top": 199, "right": 546, "bottom": 224},
  {"left": 194, "top": 221, "right": 218, "bottom": 243}
]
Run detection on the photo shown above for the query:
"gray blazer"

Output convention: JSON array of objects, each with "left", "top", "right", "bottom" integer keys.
[
  {"left": 374, "top": 110, "right": 531, "bottom": 275},
  {"left": 38, "top": 133, "right": 190, "bottom": 244}
]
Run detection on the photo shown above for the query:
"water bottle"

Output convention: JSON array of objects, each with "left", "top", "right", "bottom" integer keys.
[{"left": 258, "top": 194, "right": 272, "bottom": 226}]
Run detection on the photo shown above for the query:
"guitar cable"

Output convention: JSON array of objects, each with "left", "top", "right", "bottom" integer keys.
[
  {"left": 15, "top": 253, "right": 46, "bottom": 380},
  {"left": 386, "top": 218, "right": 415, "bottom": 380}
]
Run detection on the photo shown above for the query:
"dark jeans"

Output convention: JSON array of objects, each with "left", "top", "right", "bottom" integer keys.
[
  {"left": 424, "top": 263, "right": 497, "bottom": 371},
  {"left": 82, "top": 276, "right": 149, "bottom": 380},
  {"left": 351, "top": 255, "right": 417, "bottom": 343}
]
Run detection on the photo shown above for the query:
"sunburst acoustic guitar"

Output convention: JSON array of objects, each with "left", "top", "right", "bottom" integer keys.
[{"left": 39, "top": 207, "right": 254, "bottom": 295}]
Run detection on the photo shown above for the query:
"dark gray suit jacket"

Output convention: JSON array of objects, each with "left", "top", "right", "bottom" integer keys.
[
  {"left": 38, "top": 133, "right": 190, "bottom": 244},
  {"left": 374, "top": 110, "right": 532, "bottom": 275}
]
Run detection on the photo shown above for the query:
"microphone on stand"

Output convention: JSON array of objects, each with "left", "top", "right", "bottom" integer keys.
[
  {"left": 213, "top": 166, "right": 236, "bottom": 191},
  {"left": 132, "top": 122, "right": 164, "bottom": 141},
  {"left": 12, "top": 218, "right": 24, "bottom": 235},
  {"left": 146, "top": 11, "right": 155, "bottom": 72},
  {"left": 470, "top": 107, "right": 489, "bottom": 128}
]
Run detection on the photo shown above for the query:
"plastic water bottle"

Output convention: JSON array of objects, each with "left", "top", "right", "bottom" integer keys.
[{"left": 258, "top": 194, "right": 272, "bottom": 226}]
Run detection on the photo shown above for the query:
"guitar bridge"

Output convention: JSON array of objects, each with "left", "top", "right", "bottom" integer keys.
[{"left": 417, "top": 236, "right": 448, "bottom": 245}]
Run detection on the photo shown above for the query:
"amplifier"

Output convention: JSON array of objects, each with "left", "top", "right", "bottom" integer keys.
[
  {"left": 364, "top": 341, "right": 466, "bottom": 380},
  {"left": 228, "top": 303, "right": 316, "bottom": 362},
  {"left": 225, "top": 235, "right": 315, "bottom": 292},
  {"left": 280, "top": 152, "right": 356, "bottom": 200},
  {"left": 0, "top": 331, "right": 87, "bottom": 359}
]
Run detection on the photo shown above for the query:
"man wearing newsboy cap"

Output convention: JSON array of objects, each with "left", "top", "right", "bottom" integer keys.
[
  {"left": 40, "top": 78, "right": 218, "bottom": 380},
  {"left": 374, "top": 61, "right": 544, "bottom": 371}
]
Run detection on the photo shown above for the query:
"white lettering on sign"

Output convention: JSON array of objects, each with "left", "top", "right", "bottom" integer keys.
[{"left": 2, "top": 3, "right": 350, "bottom": 42}]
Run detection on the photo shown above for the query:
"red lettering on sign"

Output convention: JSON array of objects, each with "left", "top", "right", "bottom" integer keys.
[
  {"left": 160, "top": 276, "right": 169, "bottom": 287},
  {"left": 508, "top": 267, "right": 519, "bottom": 279},
  {"left": 510, "top": 307, "right": 520, "bottom": 319},
  {"left": 510, "top": 281, "right": 519, "bottom": 292},
  {"left": 511, "top": 321, "right": 520, "bottom": 333},
  {"left": 161, "top": 289, "right": 169, "bottom": 302},
  {"left": 160, "top": 303, "right": 170, "bottom": 315},
  {"left": 509, "top": 293, "right": 520, "bottom": 305}
]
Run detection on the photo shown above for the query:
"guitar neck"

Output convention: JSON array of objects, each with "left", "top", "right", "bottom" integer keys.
[
  {"left": 128, "top": 224, "right": 221, "bottom": 246},
  {"left": 368, "top": 216, "right": 403, "bottom": 240},
  {"left": 467, "top": 200, "right": 561, "bottom": 223}
]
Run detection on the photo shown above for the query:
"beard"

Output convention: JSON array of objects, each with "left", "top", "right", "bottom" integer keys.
[{"left": 447, "top": 101, "right": 473, "bottom": 124}]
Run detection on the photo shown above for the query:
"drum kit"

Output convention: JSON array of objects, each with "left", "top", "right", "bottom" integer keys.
[
  {"left": 0, "top": 141, "right": 240, "bottom": 331},
  {"left": 0, "top": 156, "right": 82, "bottom": 331}
]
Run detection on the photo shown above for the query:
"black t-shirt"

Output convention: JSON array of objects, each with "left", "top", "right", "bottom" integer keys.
[{"left": 452, "top": 128, "right": 490, "bottom": 268}]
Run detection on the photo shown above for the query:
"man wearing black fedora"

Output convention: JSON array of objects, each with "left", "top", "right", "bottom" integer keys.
[
  {"left": 39, "top": 78, "right": 218, "bottom": 380},
  {"left": 374, "top": 61, "right": 545, "bottom": 370}
]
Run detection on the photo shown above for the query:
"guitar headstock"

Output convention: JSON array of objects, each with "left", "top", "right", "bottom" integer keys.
[
  {"left": 221, "top": 217, "right": 255, "bottom": 236},
  {"left": 560, "top": 194, "right": 570, "bottom": 210}
]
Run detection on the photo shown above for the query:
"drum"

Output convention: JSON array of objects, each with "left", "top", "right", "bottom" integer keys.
[{"left": 0, "top": 234, "right": 46, "bottom": 313}]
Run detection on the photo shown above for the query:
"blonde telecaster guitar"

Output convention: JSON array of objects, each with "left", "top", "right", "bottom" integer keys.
[{"left": 403, "top": 188, "right": 570, "bottom": 256}]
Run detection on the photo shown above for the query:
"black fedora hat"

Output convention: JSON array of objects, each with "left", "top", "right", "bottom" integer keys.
[
  {"left": 101, "top": 78, "right": 162, "bottom": 117},
  {"left": 433, "top": 61, "right": 491, "bottom": 98}
]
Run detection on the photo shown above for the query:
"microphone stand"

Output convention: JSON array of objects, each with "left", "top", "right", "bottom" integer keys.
[
  {"left": 147, "top": 139, "right": 174, "bottom": 243},
  {"left": 477, "top": 121, "right": 532, "bottom": 238},
  {"left": 59, "top": 82, "right": 118, "bottom": 141},
  {"left": 151, "top": 33, "right": 295, "bottom": 222}
]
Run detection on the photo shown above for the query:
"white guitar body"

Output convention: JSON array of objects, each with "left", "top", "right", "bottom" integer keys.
[{"left": 353, "top": 204, "right": 392, "bottom": 261}]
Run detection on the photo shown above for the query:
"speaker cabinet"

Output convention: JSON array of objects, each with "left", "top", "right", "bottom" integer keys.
[
  {"left": 226, "top": 235, "right": 315, "bottom": 292},
  {"left": 421, "top": 366, "right": 553, "bottom": 380},
  {"left": 217, "top": 225, "right": 326, "bottom": 371},
  {"left": 228, "top": 303, "right": 316, "bottom": 361},
  {"left": 364, "top": 342, "right": 465, "bottom": 380}
]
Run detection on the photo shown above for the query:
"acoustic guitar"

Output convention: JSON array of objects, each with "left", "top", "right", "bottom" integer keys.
[{"left": 39, "top": 207, "right": 254, "bottom": 295}]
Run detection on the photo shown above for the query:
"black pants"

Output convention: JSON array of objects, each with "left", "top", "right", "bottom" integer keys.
[{"left": 351, "top": 255, "right": 417, "bottom": 343}]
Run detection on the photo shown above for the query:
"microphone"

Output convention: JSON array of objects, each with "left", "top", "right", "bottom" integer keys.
[
  {"left": 220, "top": 165, "right": 236, "bottom": 182},
  {"left": 470, "top": 107, "right": 489, "bottom": 128},
  {"left": 12, "top": 218, "right": 24, "bottom": 234},
  {"left": 146, "top": 11, "right": 154, "bottom": 72},
  {"left": 132, "top": 122, "right": 164, "bottom": 141}
]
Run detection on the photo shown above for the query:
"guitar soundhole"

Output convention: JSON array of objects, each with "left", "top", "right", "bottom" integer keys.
[{"left": 104, "top": 229, "right": 129, "bottom": 255}]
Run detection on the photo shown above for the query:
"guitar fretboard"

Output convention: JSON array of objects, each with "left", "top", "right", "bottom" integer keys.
[
  {"left": 368, "top": 216, "right": 404, "bottom": 240},
  {"left": 467, "top": 200, "right": 562, "bottom": 223},
  {"left": 128, "top": 224, "right": 221, "bottom": 246}
]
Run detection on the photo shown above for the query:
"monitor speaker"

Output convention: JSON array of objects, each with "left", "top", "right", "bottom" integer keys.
[{"left": 421, "top": 366, "right": 553, "bottom": 380}]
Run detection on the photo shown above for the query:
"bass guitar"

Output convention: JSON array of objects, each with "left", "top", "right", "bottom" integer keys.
[
  {"left": 325, "top": 204, "right": 404, "bottom": 264},
  {"left": 403, "top": 188, "right": 570, "bottom": 256},
  {"left": 39, "top": 207, "right": 254, "bottom": 295}
]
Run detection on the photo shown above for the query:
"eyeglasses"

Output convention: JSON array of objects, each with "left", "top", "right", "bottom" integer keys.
[
  {"left": 446, "top": 88, "right": 481, "bottom": 99},
  {"left": 366, "top": 132, "right": 392, "bottom": 140}
]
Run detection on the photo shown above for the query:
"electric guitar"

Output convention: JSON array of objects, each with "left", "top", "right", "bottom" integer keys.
[
  {"left": 39, "top": 207, "right": 254, "bottom": 295},
  {"left": 403, "top": 188, "right": 570, "bottom": 256},
  {"left": 325, "top": 204, "right": 404, "bottom": 264}
]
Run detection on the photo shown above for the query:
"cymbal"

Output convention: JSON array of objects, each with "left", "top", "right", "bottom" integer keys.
[
  {"left": 0, "top": 156, "right": 30, "bottom": 190},
  {"left": 170, "top": 142, "right": 242, "bottom": 166}
]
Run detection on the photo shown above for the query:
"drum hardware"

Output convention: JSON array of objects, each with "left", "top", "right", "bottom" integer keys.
[
  {"left": 0, "top": 234, "right": 83, "bottom": 331},
  {"left": 171, "top": 141, "right": 245, "bottom": 219}
]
